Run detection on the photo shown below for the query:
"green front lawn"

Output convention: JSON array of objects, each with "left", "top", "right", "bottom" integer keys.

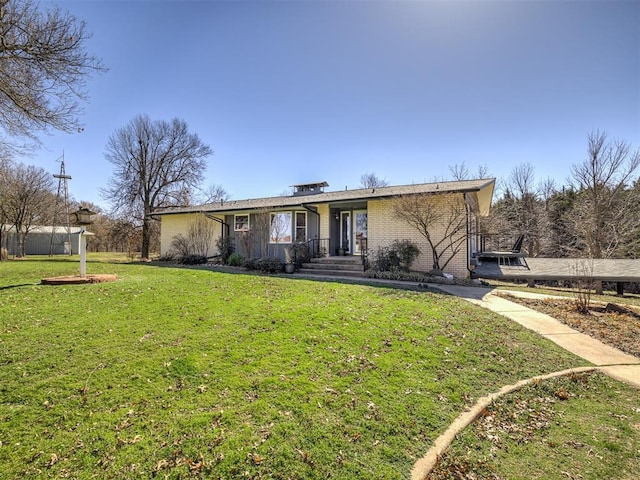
[{"left": 1, "top": 257, "right": 586, "bottom": 478}]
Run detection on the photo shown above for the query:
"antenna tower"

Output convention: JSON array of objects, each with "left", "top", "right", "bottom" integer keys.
[{"left": 50, "top": 154, "right": 72, "bottom": 256}]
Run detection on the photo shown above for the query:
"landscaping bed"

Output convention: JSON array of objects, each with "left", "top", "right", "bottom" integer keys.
[{"left": 497, "top": 293, "right": 640, "bottom": 358}]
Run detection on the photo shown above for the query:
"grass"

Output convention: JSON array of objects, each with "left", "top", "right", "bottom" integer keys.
[
  {"left": 430, "top": 371, "right": 640, "bottom": 479},
  {"left": 0, "top": 255, "right": 622, "bottom": 479}
]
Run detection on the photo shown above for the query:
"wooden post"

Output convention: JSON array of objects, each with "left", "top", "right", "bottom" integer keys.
[
  {"left": 594, "top": 280, "right": 603, "bottom": 295},
  {"left": 79, "top": 230, "right": 87, "bottom": 278},
  {"left": 616, "top": 282, "right": 624, "bottom": 296}
]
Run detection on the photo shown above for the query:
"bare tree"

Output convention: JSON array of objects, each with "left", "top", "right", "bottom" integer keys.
[
  {"left": 108, "top": 218, "right": 140, "bottom": 257},
  {"left": 393, "top": 192, "right": 467, "bottom": 272},
  {"left": 449, "top": 162, "right": 491, "bottom": 181},
  {"left": 169, "top": 215, "right": 216, "bottom": 258},
  {"left": 2, "top": 162, "right": 54, "bottom": 256},
  {"left": 102, "top": 115, "right": 212, "bottom": 259},
  {"left": 570, "top": 130, "right": 640, "bottom": 258},
  {"left": 360, "top": 172, "right": 389, "bottom": 189},
  {"left": 0, "top": 0, "right": 105, "bottom": 151},
  {"left": 489, "top": 163, "right": 542, "bottom": 254},
  {"left": 197, "top": 183, "right": 230, "bottom": 204},
  {"left": 251, "top": 208, "right": 271, "bottom": 258}
]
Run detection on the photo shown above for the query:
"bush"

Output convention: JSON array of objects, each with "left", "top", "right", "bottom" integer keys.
[
  {"left": 372, "top": 239, "right": 420, "bottom": 272},
  {"left": 244, "top": 257, "right": 284, "bottom": 273},
  {"left": 157, "top": 251, "right": 177, "bottom": 262},
  {"left": 364, "top": 269, "right": 475, "bottom": 286},
  {"left": 292, "top": 243, "right": 310, "bottom": 266},
  {"left": 242, "top": 257, "right": 258, "bottom": 270},
  {"left": 215, "top": 236, "right": 235, "bottom": 264},
  {"left": 168, "top": 215, "right": 216, "bottom": 258},
  {"left": 169, "top": 234, "right": 191, "bottom": 258},
  {"left": 180, "top": 254, "right": 208, "bottom": 265},
  {"left": 227, "top": 252, "right": 244, "bottom": 267}
]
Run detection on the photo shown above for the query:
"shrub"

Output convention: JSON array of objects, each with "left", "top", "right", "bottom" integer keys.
[
  {"left": 363, "top": 269, "right": 475, "bottom": 286},
  {"left": 243, "top": 257, "right": 258, "bottom": 270},
  {"left": 292, "top": 243, "right": 310, "bottom": 266},
  {"left": 169, "top": 234, "right": 191, "bottom": 258},
  {"left": 158, "top": 251, "right": 177, "bottom": 262},
  {"left": 244, "top": 257, "right": 284, "bottom": 273},
  {"left": 180, "top": 254, "right": 208, "bottom": 265},
  {"left": 215, "top": 236, "right": 235, "bottom": 264},
  {"left": 227, "top": 252, "right": 244, "bottom": 267},
  {"left": 372, "top": 239, "right": 420, "bottom": 272},
  {"left": 168, "top": 215, "right": 216, "bottom": 258}
]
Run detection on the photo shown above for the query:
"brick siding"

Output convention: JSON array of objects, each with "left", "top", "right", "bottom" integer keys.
[{"left": 367, "top": 194, "right": 470, "bottom": 278}]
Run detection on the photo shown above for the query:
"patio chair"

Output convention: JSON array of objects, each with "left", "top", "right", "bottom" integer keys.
[{"left": 478, "top": 234, "right": 528, "bottom": 267}]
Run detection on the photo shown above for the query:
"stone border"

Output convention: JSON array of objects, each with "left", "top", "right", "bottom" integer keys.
[
  {"left": 410, "top": 366, "right": 598, "bottom": 480},
  {"left": 41, "top": 274, "right": 118, "bottom": 285}
]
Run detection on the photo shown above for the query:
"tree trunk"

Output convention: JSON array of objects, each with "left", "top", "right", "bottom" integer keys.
[{"left": 141, "top": 216, "right": 151, "bottom": 260}]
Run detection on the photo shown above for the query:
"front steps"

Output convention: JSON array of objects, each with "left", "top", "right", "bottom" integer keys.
[{"left": 298, "top": 255, "right": 364, "bottom": 277}]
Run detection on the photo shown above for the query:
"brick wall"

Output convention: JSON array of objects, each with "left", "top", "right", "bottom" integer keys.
[
  {"left": 367, "top": 194, "right": 470, "bottom": 278},
  {"left": 317, "top": 204, "right": 330, "bottom": 239}
]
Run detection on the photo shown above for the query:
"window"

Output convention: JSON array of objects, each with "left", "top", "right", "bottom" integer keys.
[
  {"left": 295, "top": 211, "right": 306, "bottom": 243},
  {"left": 234, "top": 214, "right": 249, "bottom": 231},
  {"left": 269, "top": 212, "right": 292, "bottom": 243}
]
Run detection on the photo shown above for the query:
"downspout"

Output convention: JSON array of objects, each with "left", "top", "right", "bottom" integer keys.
[
  {"left": 301, "top": 204, "right": 321, "bottom": 260},
  {"left": 301, "top": 203, "right": 320, "bottom": 238},
  {"left": 203, "top": 212, "right": 230, "bottom": 238}
]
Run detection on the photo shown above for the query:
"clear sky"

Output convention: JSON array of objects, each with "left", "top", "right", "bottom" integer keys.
[{"left": 28, "top": 0, "right": 640, "bottom": 209}]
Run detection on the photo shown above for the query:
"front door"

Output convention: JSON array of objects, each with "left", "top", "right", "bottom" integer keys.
[
  {"left": 340, "top": 211, "right": 351, "bottom": 253},
  {"left": 354, "top": 210, "right": 368, "bottom": 255}
]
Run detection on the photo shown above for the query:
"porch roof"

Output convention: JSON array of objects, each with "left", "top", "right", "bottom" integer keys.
[{"left": 156, "top": 178, "right": 495, "bottom": 216}]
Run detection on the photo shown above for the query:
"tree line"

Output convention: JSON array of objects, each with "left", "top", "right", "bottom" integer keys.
[
  {"left": 480, "top": 131, "right": 640, "bottom": 260},
  {"left": 0, "top": 157, "right": 152, "bottom": 258}
]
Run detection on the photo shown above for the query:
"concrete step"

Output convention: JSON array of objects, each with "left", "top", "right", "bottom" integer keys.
[
  {"left": 301, "top": 262, "right": 363, "bottom": 272},
  {"left": 309, "top": 256, "right": 363, "bottom": 265}
]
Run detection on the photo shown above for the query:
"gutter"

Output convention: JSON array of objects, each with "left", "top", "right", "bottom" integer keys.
[
  {"left": 203, "top": 212, "right": 230, "bottom": 238},
  {"left": 301, "top": 204, "right": 321, "bottom": 242}
]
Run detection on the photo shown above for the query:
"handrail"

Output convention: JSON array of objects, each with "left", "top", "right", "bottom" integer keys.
[
  {"left": 293, "top": 238, "right": 330, "bottom": 268},
  {"left": 479, "top": 233, "right": 525, "bottom": 254},
  {"left": 360, "top": 237, "right": 369, "bottom": 271}
]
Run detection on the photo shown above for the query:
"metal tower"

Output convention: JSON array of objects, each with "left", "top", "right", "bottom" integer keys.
[{"left": 49, "top": 154, "right": 72, "bottom": 256}]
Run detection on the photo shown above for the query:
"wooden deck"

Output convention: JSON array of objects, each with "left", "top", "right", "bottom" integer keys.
[{"left": 473, "top": 257, "right": 640, "bottom": 285}]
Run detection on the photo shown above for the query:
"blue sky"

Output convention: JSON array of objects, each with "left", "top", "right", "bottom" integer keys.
[{"left": 29, "top": 0, "right": 640, "bottom": 209}]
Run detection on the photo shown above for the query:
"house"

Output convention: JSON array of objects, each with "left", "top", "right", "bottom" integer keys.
[
  {"left": 1, "top": 225, "right": 86, "bottom": 256},
  {"left": 157, "top": 178, "right": 495, "bottom": 278}
]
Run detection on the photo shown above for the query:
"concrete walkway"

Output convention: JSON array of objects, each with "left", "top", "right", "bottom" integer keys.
[
  {"left": 412, "top": 284, "right": 640, "bottom": 480},
  {"left": 432, "top": 284, "right": 640, "bottom": 388}
]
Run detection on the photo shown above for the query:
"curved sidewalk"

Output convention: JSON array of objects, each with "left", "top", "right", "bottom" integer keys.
[{"left": 432, "top": 284, "right": 640, "bottom": 388}]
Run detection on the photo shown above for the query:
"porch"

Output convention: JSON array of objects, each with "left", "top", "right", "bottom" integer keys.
[
  {"left": 297, "top": 254, "right": 365, "bottom": 277},
  {"left": 294, "top": 238, "right": 368, "bottom": 277},
  {"left": 473, "top": 256, "right": 640, "bottom": 296}
]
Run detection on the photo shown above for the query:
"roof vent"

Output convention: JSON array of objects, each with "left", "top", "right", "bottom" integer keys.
[{"left": 290, "top": 181, "right": 329, "bottom": 196}]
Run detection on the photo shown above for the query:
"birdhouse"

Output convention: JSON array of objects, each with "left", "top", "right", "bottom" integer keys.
[{"left": 72, "top": 207, "right": 96, "bottom": 226}]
